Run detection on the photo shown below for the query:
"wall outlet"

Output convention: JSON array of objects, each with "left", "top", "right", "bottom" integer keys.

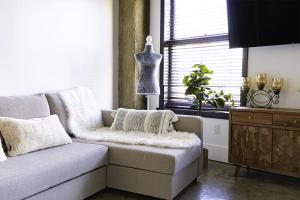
[{"left": 214, "top": 125, "right": 221, "bottom": 135}]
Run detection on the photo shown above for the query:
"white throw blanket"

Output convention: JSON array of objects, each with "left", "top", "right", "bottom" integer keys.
[
  {"left": 59, "top": 87, "right": 201, "bottom": 148},
  {"left": 76, "top": 127, "right": 201, "bottom": 149},
  {"left": 59, "top": 86, "right": 103, "bottom": 134}
]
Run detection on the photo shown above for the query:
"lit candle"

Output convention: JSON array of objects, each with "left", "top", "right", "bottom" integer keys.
[
  {"left": 256, "top": 73, "right": 267, "bottom": 90},
  {"left": 272, "top": 77, "right": 283, "bottom": 95},
  {"left": 242, "top": 77, "right": 251, "bottom": 94}
]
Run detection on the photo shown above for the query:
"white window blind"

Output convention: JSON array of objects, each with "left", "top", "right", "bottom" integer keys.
[{"left": 162, "top": 0, "right": 244, "bottom": 109}]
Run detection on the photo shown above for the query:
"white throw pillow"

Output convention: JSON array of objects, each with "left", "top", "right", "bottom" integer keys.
[
  {"left": 0, "top": 115, "right": 72, "bottom": 156},
  {"left": 59, "top": 87, "right": 103, "bottom": 136},
  {"left": 111, "top": 108, "right": 178, "bottom": 134},
  {"left": 0, "top": 138, "right": 7, "bottom": 161}
]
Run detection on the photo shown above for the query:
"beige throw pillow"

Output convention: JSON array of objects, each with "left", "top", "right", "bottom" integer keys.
[
  {"left": 111, "top": 108, "right": 178, "bottom": 134},
  {"left": 0, "top": 115, "right": 72, "bottom": 156},
  {"left": 0, "top": 137, "right": 7, "bottom": 161}
]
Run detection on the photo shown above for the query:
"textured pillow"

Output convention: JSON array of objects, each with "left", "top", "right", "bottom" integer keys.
[
  {"left": 111, "top": 108, "right": 178, "bottom": 134},
  {"left": 0, "top": 138, "right": 7, "bottom": 161},
  {"left": 0, "top": 115, "right": 72, "bottom": 156}
]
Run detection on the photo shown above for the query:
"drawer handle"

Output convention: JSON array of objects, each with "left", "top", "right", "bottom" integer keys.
[
  {"left": 248, "top": 116, "right": 252, "bottom": 120},
  {"left": 293, "top": 120, "right": 297, "bottom": 124}
]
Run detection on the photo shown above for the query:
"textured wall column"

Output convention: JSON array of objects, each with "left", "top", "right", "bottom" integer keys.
[{"left": 119, "top": 0, "right": 150, "bottom": 109}]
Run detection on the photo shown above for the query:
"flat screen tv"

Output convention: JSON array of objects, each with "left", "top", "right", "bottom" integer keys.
[{"left": 227, "top": 0, "right": 300, "bottom": 48}]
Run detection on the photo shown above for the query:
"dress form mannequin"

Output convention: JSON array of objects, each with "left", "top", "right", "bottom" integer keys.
[{"left": 134, "top": 36, "right": 162, "bottom": 109}]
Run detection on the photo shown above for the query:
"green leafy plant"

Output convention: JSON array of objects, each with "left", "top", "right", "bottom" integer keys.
[{"left": 182, "top": 64, "right": 233, "bottom": 113}]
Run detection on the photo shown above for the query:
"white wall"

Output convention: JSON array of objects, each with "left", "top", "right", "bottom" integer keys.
[
  {"left": 248, "top": 44, "right": 300, "bottom": 109},
  {"left": 150, "top": 0, "right": 300, "bottom": 163},
  {"left": 0, "top": 0, "right": 116, "bottom": 109}
]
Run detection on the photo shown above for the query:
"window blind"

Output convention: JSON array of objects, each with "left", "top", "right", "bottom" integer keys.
[{"left": 162, "top": 0, "right": 244, "bottom": 109}]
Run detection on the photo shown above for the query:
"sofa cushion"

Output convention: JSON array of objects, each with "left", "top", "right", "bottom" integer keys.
[
  {"left": 74, "top": 139, "right": 201, "bottom": 175},
  {"left": 45, "top": 92, "right": 69, "bottom": 132},
  {"left": 0, "top": 142, "right": 108, "bottom": 200},
  {"left": 0, "top": 93, "right": 50, "bottom": 119}
]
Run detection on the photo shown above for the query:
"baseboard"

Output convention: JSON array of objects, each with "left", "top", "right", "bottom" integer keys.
[{"left": 203, "top": 143, "right": 228, "bottom": 163}]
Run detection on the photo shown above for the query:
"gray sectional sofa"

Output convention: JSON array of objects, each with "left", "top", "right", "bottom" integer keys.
[{"left": 0, "top": 93, "right": 203, "bottom": 200}]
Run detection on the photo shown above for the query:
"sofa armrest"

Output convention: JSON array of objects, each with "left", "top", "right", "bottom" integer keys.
[
  {"left": 174, "top": 115, "right": 203, "bottom": 140},
  {"left": 174, "top": 114, "right": 204, "bottom": 176},
  {"left": 174, "top": 115, "right": 204, "bottom": 178}
]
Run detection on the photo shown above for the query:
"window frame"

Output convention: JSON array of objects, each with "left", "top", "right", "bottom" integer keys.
[{"left": 159, "top": 0, "right": 248, "bottom": 119}]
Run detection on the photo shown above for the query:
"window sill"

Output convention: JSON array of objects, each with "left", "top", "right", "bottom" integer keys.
[{"left": 161, "top": 108, "right": 229, "bottom": 120}]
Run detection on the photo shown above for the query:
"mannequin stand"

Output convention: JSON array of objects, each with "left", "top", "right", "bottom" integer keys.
[
  {"left": 146, "top": 95, "right": 151, "bottom": 110},
  {"left": 135, "top": 36, "right": 162, "bottom": 105}
]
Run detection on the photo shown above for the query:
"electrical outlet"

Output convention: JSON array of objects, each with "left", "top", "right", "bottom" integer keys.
[{"left": 214, "top": 125, "right": 221, "bottom": 134}]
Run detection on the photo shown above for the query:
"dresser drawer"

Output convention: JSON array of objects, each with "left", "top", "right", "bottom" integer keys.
[
  {"left": 273, "top": 114, "right": 300, "bottom": 128},
  {"left": 231, "top": 111, "right": 272, "bottom": 125}
]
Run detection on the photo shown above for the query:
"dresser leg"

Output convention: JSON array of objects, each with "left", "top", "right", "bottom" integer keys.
[{"left": 235, "top": 166, "right": 241, "bottom": 177}]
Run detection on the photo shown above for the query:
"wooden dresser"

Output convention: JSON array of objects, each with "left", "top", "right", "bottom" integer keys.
[{"left": 229, "top": 107, "right": 300, "bottom": 177}]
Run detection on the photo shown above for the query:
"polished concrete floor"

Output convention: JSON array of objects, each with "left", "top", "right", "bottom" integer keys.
[{"left": 87, "top": 161, "right": 300, "bottom": 200}]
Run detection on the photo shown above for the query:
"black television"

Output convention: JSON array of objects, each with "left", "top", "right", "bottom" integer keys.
[{"left": 227, "top": 0, "right": 300, "bottom": 48}]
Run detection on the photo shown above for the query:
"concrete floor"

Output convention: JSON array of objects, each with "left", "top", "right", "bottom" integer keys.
[{"left": 87, "top": 161, "right": 300, "bottom": 200}]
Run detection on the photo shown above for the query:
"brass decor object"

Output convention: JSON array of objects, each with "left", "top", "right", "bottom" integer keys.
[{"left": 242, "top": 73, "right": 283, "bottom": 108}]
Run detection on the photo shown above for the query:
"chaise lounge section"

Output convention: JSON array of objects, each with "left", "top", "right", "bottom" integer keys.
[{"left": 76, "top": 110, "right": 203, "bottom": 200}]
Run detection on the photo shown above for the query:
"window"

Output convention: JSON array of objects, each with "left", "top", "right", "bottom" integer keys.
[{"left": 160, "top": 0, "right": 247, "bottom": 118}]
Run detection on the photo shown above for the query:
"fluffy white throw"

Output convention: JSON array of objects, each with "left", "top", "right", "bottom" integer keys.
[
  {"left": 59, "top": 86, "right": 200, "bottom": 148},
  {"left": 59, "top": 86, "right": 103, "bottom": 135},
  {"left": 76, "top": 127, "right": 201, "bottom": 149}
]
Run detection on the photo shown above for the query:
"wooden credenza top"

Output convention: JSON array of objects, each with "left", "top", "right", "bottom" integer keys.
[{"left": 230, "top": 106, "right": 300, "bottom": 115}]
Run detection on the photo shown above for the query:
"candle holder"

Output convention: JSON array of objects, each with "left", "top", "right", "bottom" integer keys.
[{"left": 242, "top": 74, "right": 283, "bottom": 108}]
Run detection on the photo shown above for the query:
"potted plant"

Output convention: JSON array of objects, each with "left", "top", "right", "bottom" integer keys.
[{"left": 182, "top": 64, "right": 233, "bottom": 115}]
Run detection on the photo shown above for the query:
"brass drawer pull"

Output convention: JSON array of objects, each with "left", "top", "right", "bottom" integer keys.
[
  {"left": 248, "top": 116, "right": 252, "bottom": 120},
  {"left": 293, "top": 120, "right": 297, "bottom": 124}
]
